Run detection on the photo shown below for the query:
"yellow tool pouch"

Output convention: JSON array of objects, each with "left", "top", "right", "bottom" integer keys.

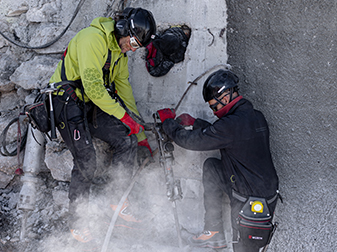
[{"left": 237, "top": 196, "right": 273, "bottom": 248}]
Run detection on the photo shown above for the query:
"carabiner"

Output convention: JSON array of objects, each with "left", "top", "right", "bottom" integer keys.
[{"left": 74, "top": 129, "right": 80, "bottom": 141}]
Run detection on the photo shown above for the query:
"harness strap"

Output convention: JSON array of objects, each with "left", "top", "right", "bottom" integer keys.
[
  {"left": 61, "top": 48, "right": 144, "bottom": 127},
  {"left": 103, "top": 49, "right": 111, "bottom": 75},
  {"left": 105, "top": 50, "right": 122, "bottom": 99},
  {"left": 102, "top": 51, "right": 145, "bottom": 126},
  {"left": 232, "top": 189, "right": 282, "bottom": 205},
  {"left": 58, "top": 82, "right": 80, "bottom": 102},
  {"left": 61, "top": 48, "right": 68, "bottom": 82},
  {"left": 59, "top": 48, "right": 92, "bottom": 147},
  {"left": 52, "top": 82, "right": 82, "bottom": 122}
]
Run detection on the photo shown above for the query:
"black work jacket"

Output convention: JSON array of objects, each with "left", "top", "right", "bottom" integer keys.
[{"left": 162, "top": 98, "right": 279, "bottom": 198}]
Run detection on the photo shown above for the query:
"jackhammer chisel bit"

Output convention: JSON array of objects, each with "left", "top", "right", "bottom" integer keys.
[{"left": 152, "top": 114, "right": 183, "bottom": 248}]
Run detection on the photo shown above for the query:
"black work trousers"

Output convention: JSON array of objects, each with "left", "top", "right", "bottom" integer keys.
[
  {"left": 53, "top": 95, "right": 137, "bottom": 218},
  {"left": 203, "top": 157, "right": 276, "bottom": 252}
]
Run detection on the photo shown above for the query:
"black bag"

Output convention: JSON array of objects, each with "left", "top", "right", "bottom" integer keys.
[
  {"left": 24, "top": 93, "right": 51, "bottom": 133},
  {"left": 145, "top": 25, "right": 191, "bottom": 77},
  {"left": 237, "top": 196, "right": 274, "bottom": 248}
]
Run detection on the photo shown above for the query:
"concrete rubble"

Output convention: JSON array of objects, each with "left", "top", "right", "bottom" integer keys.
[
  {"left": 2, "top": 0, "right": 337, "bottom": 251},
  {"left": 0, "top": 0, "right": 231, "bottom": 251}
]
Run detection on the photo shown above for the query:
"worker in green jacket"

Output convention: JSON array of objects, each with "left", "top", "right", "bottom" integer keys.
[{"left": 49, "top": 7, "right": 156, "bottom": 246}]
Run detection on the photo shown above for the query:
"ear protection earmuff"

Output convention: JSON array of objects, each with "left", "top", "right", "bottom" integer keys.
[
  {"left": 115, "top": 7, "right": 135, "bottom": 37},
  {"left": 115, "top": 19, "right": 129, "bottom": 37}
]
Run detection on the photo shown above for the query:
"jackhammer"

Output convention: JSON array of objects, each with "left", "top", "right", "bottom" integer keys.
[
  {"left": 17, "top": 125, "right": 45, "bottom": 240},
  {"left": 101, "top": 117, "right": 183, "bottom": 251},
  {"left": 151, "top": 114, "right": 183, "bottom": 248}
]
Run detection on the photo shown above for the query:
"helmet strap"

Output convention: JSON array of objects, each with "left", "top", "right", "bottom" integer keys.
[
  {"left": 214, "top": 95, "right": 243, "bottom": 118},
  {"left": 214, "top": 96, "right": 227, "bottom": 107},
  {"left": 229, "top": 87, "right": 234, "bottom": 103}
]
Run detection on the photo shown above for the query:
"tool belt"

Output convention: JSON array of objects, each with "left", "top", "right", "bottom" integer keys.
[
  {"left": 24, "top": 81, "right": 82, "bottom": 136},
  {"left": 24, "top": 93, "right": 51, "bottom": 134},
  {"left": 232, "top": 190, "right": 280, "bottom": 248}
]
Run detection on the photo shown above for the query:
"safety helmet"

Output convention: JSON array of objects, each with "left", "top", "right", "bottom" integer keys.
[
  {"left": 202, "top": 69, "right": 239, "bottom": 102},
  {"left": 115, "top": 7, "right": 156, "bottom": 47}
]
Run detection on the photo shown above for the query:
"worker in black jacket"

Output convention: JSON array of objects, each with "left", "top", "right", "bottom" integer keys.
[{"left": 156, "top": 69, "right": 280, "bottom": 252}]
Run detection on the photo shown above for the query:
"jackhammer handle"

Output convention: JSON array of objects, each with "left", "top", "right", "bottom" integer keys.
[
  {"left": 48, "top": 93, "right": 57, "bottom": 139},
  {"left": 50, "top": 110, "right": 57, "bottom": 139}
]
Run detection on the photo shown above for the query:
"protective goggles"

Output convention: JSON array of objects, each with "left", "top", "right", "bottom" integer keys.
[
  {"left": 209, "top": 93, "right": 229, "bottom": 112},
  {"left": 130, "top": 35, "right": 142, "bottom": 49}
]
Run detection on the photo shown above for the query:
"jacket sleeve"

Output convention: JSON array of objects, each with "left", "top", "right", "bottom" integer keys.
[
  {"left": 113, "top": 56, "right": 147, "bottom": 142},
  {"left": 113, "top": 56, "right": 140, "bottom": 118},
  {"left": 77, "top": 32, "right": 126, "bottom": 119},
  {"left": 193, "top": 118, "right": 212, "bottom": 129},
  {"left": 162, "top": 117, "right": 235, "bottom": 151}
]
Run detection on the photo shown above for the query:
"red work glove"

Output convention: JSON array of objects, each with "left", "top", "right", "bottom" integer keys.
[
  {"left": 138, "top": 138, "right": 152, "bottom": 154},
  {"left": 176, "top": 113, "right": 196, "bottom": 126},
  {"left": 120, "top": 112, "right": 144, "bottom": 136},
  {"left": 137, "top": 139, "right": 154, "bottom": 166},
  {"left": 156, "top": 108, "right": 176, "bottom": 123}
]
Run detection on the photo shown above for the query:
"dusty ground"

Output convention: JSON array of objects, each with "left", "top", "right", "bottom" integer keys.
[
  {"left": 0, "top": 172, "right": 69, "bottom": 252},
  {"left": 0, "top": 170, "right": 232, "bottom": 252}
]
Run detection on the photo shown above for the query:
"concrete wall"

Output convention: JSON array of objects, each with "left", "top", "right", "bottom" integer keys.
[
  {"left": 226, "top": 1, "right": 337, "bottom": 251},
  {"left": 2, "top": 0, "right": 336, "bottom": 251},
  {"left": 127, "top": 0, "right": 231, "bottom": 246}
]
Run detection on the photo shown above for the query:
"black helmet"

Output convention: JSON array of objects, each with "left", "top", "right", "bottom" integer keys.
[
  {"left": 115, "top": 7, "right": 156, "bottom": 46},
  {"left": 202, "top": 69, "right": 239, "bottom": 102}
]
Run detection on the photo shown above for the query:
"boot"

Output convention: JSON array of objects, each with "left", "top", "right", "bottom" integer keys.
[
  {"left": 188, "top": 230, "right": 227, "bottom": 249},
  {"left": 110, "top": 199, "right": 142, "bottom": 223}
]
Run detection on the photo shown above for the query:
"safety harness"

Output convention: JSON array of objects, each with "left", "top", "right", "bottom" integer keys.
[
  {"left": 54, "top": 48, "right": 144, "bottom": 182},
  {"left": 51, "top": 48, "right": 120, "bottom": 183}
]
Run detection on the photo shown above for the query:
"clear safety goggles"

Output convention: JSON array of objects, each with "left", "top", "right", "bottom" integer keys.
[{"left": 130, "top": 35, "right": 142, "bottom": 49}]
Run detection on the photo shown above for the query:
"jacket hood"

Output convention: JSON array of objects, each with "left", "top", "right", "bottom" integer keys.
[
  {"left": 90, "top": 17, "right": 119, "bottom": 51},
  {"left": 90, "top": 17, "right": 115, "bottom": 32}
]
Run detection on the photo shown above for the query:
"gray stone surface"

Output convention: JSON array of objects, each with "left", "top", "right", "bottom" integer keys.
[
  {"left": 226, "top": 0, "right": 337, "bottom": 251},
  {"left": 1, "top": 0, "right": 336, "bottom": 251},
  {"left": 10, "top": 56, "right": 59, "bottom": 90},
  {"left": 45, "top": 140, "right": 73, "bottom": 182}
]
